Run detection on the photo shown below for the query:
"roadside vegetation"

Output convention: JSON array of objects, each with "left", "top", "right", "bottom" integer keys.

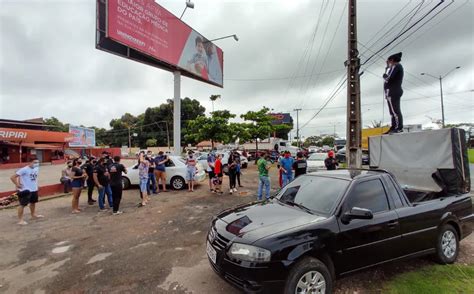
[
  {"left": 468, "top": 149, "right": 474, "bottom": 164},
  {"left": 382, "top": 264, "right": 474, "bottom": 293}
]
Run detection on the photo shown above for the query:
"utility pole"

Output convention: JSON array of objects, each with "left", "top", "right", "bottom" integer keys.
[
  {"left": 421, "top": 66, "right": 460, "bottom": 129},
  {"left": 346, "top": 0, "right": 362, "bottom": 168},
  {"left": 128, "top": 126, "right": 132, "bottom": 155},
  {"left": 294, "top": 108, "right": 302, "bottom": 148}
]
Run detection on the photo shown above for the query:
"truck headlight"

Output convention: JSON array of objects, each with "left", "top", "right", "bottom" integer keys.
[{"left": 227, "top": 243, "right": 271, "bottom": 262}]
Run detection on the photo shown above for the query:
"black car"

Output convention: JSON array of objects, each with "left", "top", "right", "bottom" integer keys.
[
  {"left": 336, "top": 147, "right": 369, "bottom": 165},
  {"left": 206, "top": 170, "right": 473, "bottom": 293}
]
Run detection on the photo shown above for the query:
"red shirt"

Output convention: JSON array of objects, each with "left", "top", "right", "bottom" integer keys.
[{"left": 214, "top": 159, "right": 222, "bottom": 174}]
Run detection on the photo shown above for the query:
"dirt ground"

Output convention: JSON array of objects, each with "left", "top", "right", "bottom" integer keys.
[{"left": 0, "top": 164, "right": 472, "bottom": 294}]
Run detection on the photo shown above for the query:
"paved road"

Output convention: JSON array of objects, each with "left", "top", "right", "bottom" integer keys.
[{"left": 1, "top": 165, "right": 472, "bottom": 293}]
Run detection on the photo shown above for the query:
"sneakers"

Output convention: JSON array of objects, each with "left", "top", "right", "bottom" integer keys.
[
  {"left": 229, "top": 189, "right": 233, "bottom": 195},
  {"left": 113, "top": 211, "right": 123, "bottom": 215},
  {"left": 233, "top": 188, "right": 238, "bottom": 192},
  {"left": 99, "top": 208, "right": 108, "bottom": 212}
]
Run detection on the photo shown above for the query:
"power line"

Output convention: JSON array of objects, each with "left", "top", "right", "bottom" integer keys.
[
  {"left": 223, "top": 68, "right": 344, "bottom": 82},
  {"left": 361, "top": 0, "right": 447, "bottom": 67}
]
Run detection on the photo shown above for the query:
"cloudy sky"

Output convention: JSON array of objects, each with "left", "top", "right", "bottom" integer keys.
[{"left": 1, "top": 0, "right": 473, "bottom": 139}]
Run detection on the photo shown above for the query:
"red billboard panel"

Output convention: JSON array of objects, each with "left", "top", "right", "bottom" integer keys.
[{"left": 105, "top": 0, "right": 223, "bottom": 87}]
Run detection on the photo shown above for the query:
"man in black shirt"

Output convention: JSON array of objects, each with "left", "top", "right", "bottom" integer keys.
[
  {"left": 93, "top": 158, "right": 113, "bottom": 211},
  {"left": 293, "top": 152, "right": 307, "bottom": 178},
  {"left": 83, "top": 157, "right": 97, "bottom": 205},
  {"left": 109, "top": 156, "right": 127, "bottom": 215},
  {"left": 383, "top": 52, "right": 404, "bottom": 134},
  {"left": 324, "top": 150, "right": 339, "bottom": 171},
  {"left": 146, "top": 151, "right": 157, "bottom": 195}
]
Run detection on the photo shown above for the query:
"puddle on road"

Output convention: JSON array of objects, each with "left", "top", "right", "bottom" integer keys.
[
  {"left": 86, "top": 253, "right": 112, "bottom": 265},
  {"left": 52, "top": 245, "right": 71, "bottom": 254},
  {"left": 0, "top": 258, "right": 70, "bottom": 293},
  {"left": 157, "top": 257, "right": 239, "bottom": 294}
]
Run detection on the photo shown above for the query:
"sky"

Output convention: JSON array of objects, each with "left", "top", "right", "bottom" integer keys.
[{"left": 0, "top": 0, "right": 473, "bottom": 139}]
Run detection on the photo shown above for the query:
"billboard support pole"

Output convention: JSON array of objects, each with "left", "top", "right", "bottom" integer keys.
[{"left": 173, "top": 71, "right": 181, "bottom": 155}]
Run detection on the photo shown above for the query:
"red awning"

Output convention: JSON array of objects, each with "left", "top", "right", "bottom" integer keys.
[{"left": 1, "top": 142, "right": 63, "bottom": 150}]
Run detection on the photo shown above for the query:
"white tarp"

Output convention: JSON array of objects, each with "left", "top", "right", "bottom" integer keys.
[{"left": 369, "top": 129, "right": 454, "bottom": 192}]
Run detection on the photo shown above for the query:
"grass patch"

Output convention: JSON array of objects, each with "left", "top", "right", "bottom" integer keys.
[
  {"left": 383, "top": 264, "right": 474, "bottom": 294},
  {"left": 468, "top": 149, "right": 474, "bottom": 164}
]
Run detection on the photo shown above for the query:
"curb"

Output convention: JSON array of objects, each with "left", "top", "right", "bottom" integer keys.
[{"left": 0, "top": 192, "right": 72, "bottom": 210}]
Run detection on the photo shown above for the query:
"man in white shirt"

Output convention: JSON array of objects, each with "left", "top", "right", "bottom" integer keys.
[{"left": 10, "top": 158, "right": 44, "bottom": 225}]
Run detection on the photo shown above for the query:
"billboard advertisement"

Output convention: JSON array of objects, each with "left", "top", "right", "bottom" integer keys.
[
  {"left": 69, "top": 126, "right": 96, "bottom": 147},
  {"left": 269, "top": 113, "right": 293, "bottom": 125},
  {"left": 105, "top": 0, "right": 223, "bottom": 87}
]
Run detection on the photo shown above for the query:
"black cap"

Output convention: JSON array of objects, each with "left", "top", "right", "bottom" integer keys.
[{"left": 388, "top": 52, "right": 402, "bottom": 62}]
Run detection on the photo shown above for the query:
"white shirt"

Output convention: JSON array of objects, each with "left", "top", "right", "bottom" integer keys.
[{"left": 16, "top": 166, "right": 39, "bottom": 192}]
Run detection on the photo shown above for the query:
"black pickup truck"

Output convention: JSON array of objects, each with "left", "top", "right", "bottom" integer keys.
[{"left": 206, "top": 169, "right": 473, "bottom": 294}]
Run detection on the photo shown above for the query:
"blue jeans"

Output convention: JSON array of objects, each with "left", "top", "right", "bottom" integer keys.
[
  {"left": 282, "top": 172, "right": 293, "bottom": 187},
  {"left": 98, "top": 184, "right": 113, "bottom": 209},
  {"left": 147, "top": 172, "right": 157, "bottom": 194},
  {"left": 258, "top": 176, "right": 271, "bottom": 200},
  {"left": 139, "top": 177, "right": 148, "bottom": 193}
]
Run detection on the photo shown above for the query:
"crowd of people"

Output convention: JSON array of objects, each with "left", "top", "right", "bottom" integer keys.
[{"left": 9, "top": 148, "right": 339, "bottom": 225}]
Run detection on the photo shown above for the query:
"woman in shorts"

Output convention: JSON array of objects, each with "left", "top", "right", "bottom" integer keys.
[
  {"left": 70, "top": 158, "right": 87, "bottom": 213},
  {"left": 138, "top": 152, "right": 150, "bottom": 206}
]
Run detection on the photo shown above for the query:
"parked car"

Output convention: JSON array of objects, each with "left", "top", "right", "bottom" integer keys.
[
  {"left": 122, "top": 155, "right": 206, "bottom": 190},
  {"left": 197, "top": 152, "right": 249, "bottom": 174},
  {"left": 336, "top": 147, "right": 369, "bottom": 165},
  {"left": 308, "top": 146, "right": 318, "bottom": 153},
  {"left": 206, "top": 169, "right": 473, "bottom": 293},
  {"left": 306, "top": 152, "right": 327, "bottom": 172}
]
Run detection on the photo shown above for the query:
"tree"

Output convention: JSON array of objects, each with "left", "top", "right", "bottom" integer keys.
[
  {"left": 43, "top": 117, "right": 69, "bottom": 132},
  {"left": 241, "top": 107, "right": 275, "bottom": 157},
  {"left": 209, "top": 94, "right": 221, "bottom": 112},
  {"left": 365, "top": 120, "right": 386, "bottom": 129},
  {"left": 321, "top": 136, "right": 335, "bottom": 147},
  {"left": 303, "top": 135, "right": 322, "bottom": 147},
  {"left": 185, "top": 110, "right": 236, "bottom": 148},
  {"left": 145, "top": 138, "right": 157, "bottom": 147},
  {"left": 273, "top": 124, "right": 293, "bottom": 140}
]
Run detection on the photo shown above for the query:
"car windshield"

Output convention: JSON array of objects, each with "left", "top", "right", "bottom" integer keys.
[
  {"left": 276, "top": 175, "right": 349, "bottom": 216},
  {"left": 308, "top": 153, "right": 326, "bottom": 161}
]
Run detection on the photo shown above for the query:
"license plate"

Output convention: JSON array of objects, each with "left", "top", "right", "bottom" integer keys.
[{"left": 206, "top": 241, "right": 217, "bottom": 264}]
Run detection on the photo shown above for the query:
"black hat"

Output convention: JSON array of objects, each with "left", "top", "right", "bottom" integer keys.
[{"left": 388, "top": 52, "right": 402, "bottom": 62}]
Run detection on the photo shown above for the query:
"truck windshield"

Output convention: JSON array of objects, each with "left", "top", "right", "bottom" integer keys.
[{"left": 276, "top": 176, "right": 349, "bottom": 216}]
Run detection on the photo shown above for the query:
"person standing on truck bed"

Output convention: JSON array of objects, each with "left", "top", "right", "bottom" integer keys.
[
  {"left": 325, "top": 150, "right": 339, "bottom": 170},
  {"left": 383, "top": 52, "right": 404, "bottom": 134}
]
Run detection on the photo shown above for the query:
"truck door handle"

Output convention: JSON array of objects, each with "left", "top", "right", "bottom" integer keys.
[{"left": 387, "top": 220, "right": 399, "bottom": 228}]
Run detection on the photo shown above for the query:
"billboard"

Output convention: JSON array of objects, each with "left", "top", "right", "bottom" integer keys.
[
  {"left": 69, "top": 126, "right": 96, "bottom": 147},
  {"left": 96, "top": 0, "right": 223, "bottom": 87},
  {"left": 269, "top": 113, "right": 293, "bottom": 125}
]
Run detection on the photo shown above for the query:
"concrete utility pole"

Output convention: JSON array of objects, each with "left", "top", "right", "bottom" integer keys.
[
  {"left": 294, "top": 108, "right": 302, "bottom": 148},
  {"left": 346, "top": 0, "right": 362, "bottom": 168}
]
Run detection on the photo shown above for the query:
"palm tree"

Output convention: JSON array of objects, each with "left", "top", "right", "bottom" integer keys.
[{"left": 210, "top": 95, "right": 221, "bottom": 112}]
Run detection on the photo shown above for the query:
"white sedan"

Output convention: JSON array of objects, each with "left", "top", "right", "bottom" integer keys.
[
  {"left": 122, "top": 156, "right": 206, "bottom": 190},
  {"left": 197, "top": 152, "right": 249, "bottom": 172},
  {"left": 306, "top": 153, "right": 327, "bottom": 173}
]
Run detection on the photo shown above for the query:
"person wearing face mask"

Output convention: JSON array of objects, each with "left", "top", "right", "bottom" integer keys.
[
  {"left": 93, "top": 157, "right": 113, "bottom": 212},
  {"left": 185, "top": 150, "right": 197, "bottom": 192},
  {"left": 70, "top": 158, "right": 87, "bottom": 214},
  {"left": 324, "top": 150, "right": 339, "bottom": 171},
  {"left": 279, "top": 151, "right": 295, "bottom": 187},
  {"left": 10, "top": 158, "right": 43, "bottom": 225},
  {"left": 60, "top": 161, "right": 73, "bottom": 193},
  {"left": 83, "top": 157, "right": 97, "bottom": 205},
  {"left": 383, "top": 52, "right": 404, "bottom": 134}
]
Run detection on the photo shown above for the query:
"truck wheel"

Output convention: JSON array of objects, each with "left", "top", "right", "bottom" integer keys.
[
  {"left": 435, "top": 224, "right": 459, "bottom": 264},
  {"left": 284, "top": 257, "right": 332, "bottom": 294}
]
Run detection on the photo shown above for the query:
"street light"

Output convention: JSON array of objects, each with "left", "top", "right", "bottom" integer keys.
[
  {"left": 420, "top": 66, "right": 461, "bottom": 128},
  {"left": 208, "top": 34, "right": 239, "bottom": 42},
  {"left": 180, "top": 0, "right": 194, "bottom": 19}
]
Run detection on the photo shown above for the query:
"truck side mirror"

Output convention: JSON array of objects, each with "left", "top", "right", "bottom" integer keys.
[{"left": 341, "top": 207, "right": 373, "bottom": 224}]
